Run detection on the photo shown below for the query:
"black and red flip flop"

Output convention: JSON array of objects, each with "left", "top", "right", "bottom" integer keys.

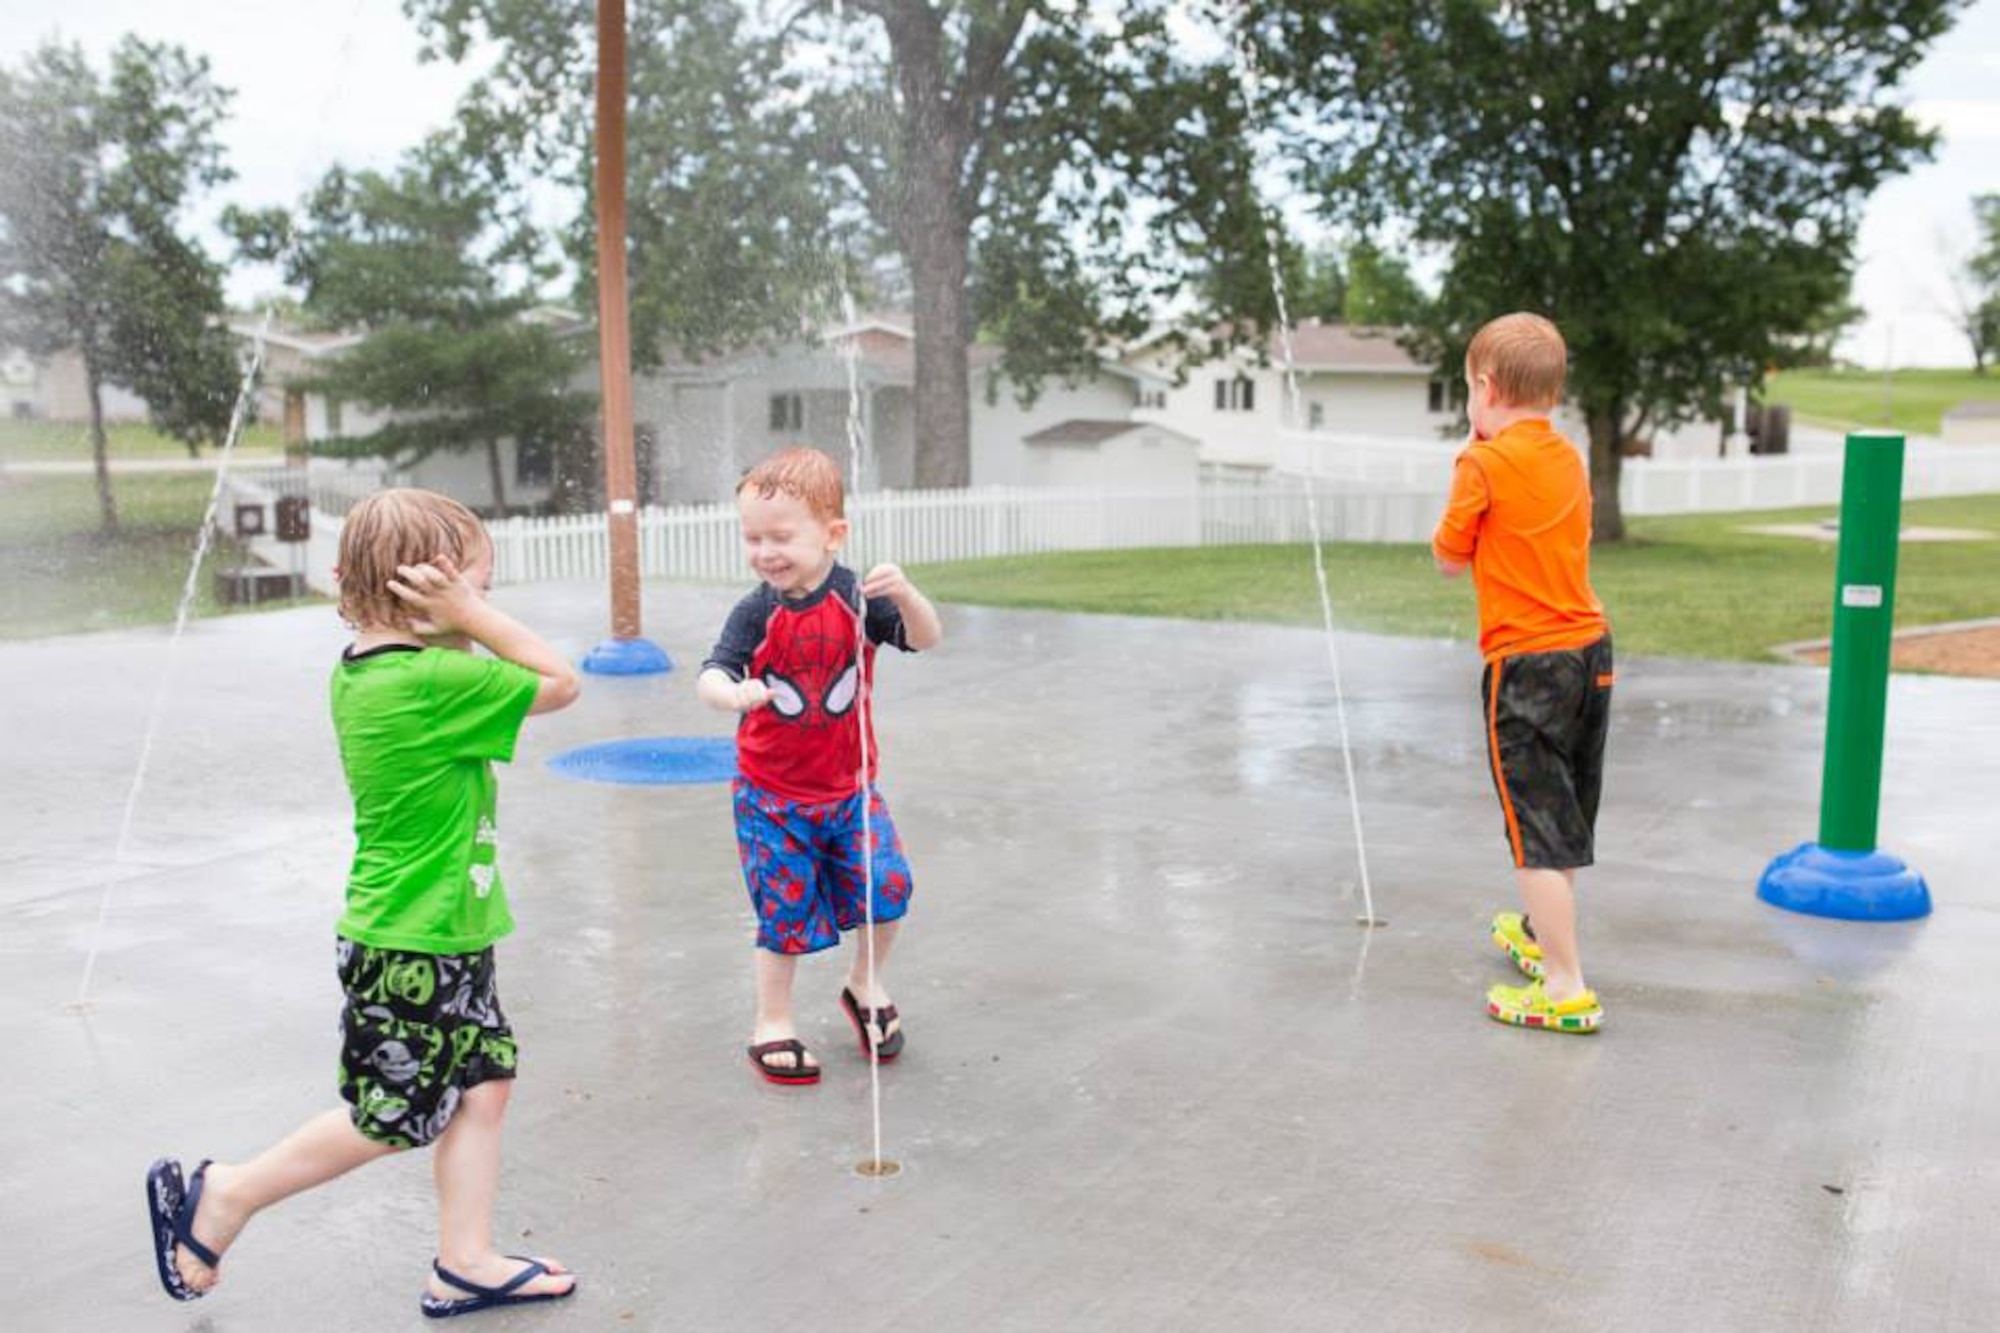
[
  {"left": 839, "top": 987, "right": 905, "bottom": 1062},
  {"left": 747, "top": 1038, "right": 820, "bottom": 1086}
]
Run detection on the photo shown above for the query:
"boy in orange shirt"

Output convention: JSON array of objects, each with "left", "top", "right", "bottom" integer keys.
[{"left": 1431, "top": 313, "right": 1612, "bottom": 1034}]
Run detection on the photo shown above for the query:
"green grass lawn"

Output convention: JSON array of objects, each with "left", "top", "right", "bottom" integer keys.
[
  {"left": 910, "top": 494, "right": 2000, "bottom": 664},
  {"left": 0, "top": 471, "right": 314, "bottom": 640},
  {"left": 0, "top": 417, "right": 283, "bottom": 463},
  {"left": 1766, "top": 367, "right": 1996, "bottom": 437}
]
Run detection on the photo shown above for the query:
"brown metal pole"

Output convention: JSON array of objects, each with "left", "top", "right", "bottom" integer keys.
[{"left": 595, "top": 0, "right": 641, "bottom": 639}]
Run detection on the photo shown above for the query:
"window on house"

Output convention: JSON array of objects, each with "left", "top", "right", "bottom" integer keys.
[
  {"left": 1139, "top": 388, "right": 1166, "bottom": 410},
  {"left": 1308, "top": 401, "right": 1325, "bottom": 430},
  {"left": 516, "top": 435, "right": 553, "bottom": 488},
  {"left": 769, "top": 393, "right": 804, "bottom": 432},
  {"left": 325, "top": 397, "right": 343, "bottom": 434},
  {"left": 1215, "top": 376, "right": 1256, "bottom": 412},
  {"left": 1428, "top": 379, "right": 1447, "bottom": 414}
]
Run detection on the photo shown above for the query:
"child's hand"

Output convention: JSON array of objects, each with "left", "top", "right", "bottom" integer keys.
[
  {"left": 734, "top": 678, "right": 773, "bottom": 712},
  {"left": 387, "top": 553, "right": 483, "bottom": 637},
  {"left": 862, "top": 562, "right": 917, "bottom": 604}
]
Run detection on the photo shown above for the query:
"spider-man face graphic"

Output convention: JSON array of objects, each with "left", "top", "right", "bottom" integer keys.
[{"left": 761, "top": 620, "right": 860, "bottom": 732}]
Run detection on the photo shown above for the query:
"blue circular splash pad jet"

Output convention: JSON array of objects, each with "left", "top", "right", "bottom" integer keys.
[{"left": 548, "top": 736, "right": 737, "bottom": 786}]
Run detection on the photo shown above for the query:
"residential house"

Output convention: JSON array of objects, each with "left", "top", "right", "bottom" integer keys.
[
  {"left": 0, "top": 346, "right": 149, "bottom": 422},
  {"left": 1124, "top": 320, "right": 1460, "bottom": 474},
  {"left": 233, "top": 316, "right": 566, "bottom": 512},
  {"left": 588, "top": 313, "right": 1195, "bottom": 505},
  {"left": 1124, "top": 320, "right": 1746, "bottom": 469},
  {"left": 238, "top": 325, "right": 370, "bottom": 450}
]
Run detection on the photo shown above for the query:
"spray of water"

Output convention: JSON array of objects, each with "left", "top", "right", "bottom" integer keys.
[
  {"left": 73, "top": 311, "right": 276, "bottom": 1011},
  {"left": 1227, "top": 11, "right": 1380, "bottom": 930},
  {"left": 69, "top": 1, "right": 389, "bottom": 1012},
  {"left": 836, "top": 278, "right": 890, "bottom": 1173}
]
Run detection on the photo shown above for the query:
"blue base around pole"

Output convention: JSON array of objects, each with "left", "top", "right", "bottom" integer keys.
[
  {"left": 581, "top": 636, "right": 674, "bottom": 676},
  {"left": 1758, "top": 842, "right": 1931, "bottom": 921}
]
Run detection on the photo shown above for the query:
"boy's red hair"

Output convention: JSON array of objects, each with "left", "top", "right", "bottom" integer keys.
[
  {"left": 737, "top": 446, "right": 845, "bottom": 522},
  {"left": 1467, "top": 312, "right": 1568, "bottom": 409}
]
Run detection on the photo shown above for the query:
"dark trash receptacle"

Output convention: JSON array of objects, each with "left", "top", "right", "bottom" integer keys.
[
  {"left": 1752, "top": 404, "right": 1791, "bottom": 455},
  {"left": 275, "top": 496, "right": 312, "bottom": 542}
]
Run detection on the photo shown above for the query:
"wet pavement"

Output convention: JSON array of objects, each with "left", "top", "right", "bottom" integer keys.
[{"left": 5, "top": 582, "right": 1997, "bottom": 1332}]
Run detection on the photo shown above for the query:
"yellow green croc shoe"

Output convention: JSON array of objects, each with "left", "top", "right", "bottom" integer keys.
[
  {"left": 1490, "top": 911, "right": 1545, "bottom": 979},
  {"left": 1486, "top": 979, "right": 1602, "bottom": 1034}
]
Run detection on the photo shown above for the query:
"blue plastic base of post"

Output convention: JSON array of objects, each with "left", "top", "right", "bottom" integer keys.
[
  {"left": 547, "top": 736, "right": 736, "bottom": 786},
  {"left": 581, "top": 636, "right": 673, "bottom": 676},
  {"left": 1757, "top": 842, "right": 1931, "bottom": 921}
]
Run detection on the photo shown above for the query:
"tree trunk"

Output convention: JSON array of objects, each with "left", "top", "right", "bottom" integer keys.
[
  {"left": 1584, "top": 405, "right": 1626, "bottom": 543},
  {"left": 85, "top": 354, "right": 119, "bottom": 536},
  {"left": 906, "top": 221, "right": 972, "bottom": 489},
  {"left": 486, "top": 438, "right": 510, "bottom": 515},
  {"left": 874, "top": 0, "right": 982, "bottom": 491}
]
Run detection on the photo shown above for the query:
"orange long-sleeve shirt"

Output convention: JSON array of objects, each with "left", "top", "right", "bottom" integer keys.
[{"left": 1431, "top": 417, "right": 1607, "bottom": 662}]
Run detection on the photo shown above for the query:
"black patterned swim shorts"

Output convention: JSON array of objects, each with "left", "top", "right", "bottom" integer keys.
[
  {"left": 1481, "top": 634, "right": 1615, "bottom": 870},
  {"left": 335, "top": 938, "right": 517, "bottom": 1148}
]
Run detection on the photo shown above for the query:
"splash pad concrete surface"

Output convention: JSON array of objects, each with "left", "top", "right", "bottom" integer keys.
[{"left": 4, "top": 582, "right": 1998, "bottom": 1332}]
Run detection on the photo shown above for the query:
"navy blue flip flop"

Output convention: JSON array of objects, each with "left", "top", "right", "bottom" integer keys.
[
  {"left": 840, "top": 987, "right": 905, "bottom": 1061},
  {"left": 420, "top": 1256, "right": 577, "bottom": 1319},
  {"left": 145, "top": 1157, "right": 221, "bottom": 1301}
]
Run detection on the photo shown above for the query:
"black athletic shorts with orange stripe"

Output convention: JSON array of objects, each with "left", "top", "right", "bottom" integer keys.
[{"left": 1481, "top": 635, "right": 1613, "bottom": 870}]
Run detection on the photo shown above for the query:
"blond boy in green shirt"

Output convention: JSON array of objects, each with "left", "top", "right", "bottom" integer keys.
[{"left": 145, "top": 489, "right": 583, "bottom": 1319}]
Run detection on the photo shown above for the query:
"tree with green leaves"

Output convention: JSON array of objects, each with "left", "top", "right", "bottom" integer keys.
[
  {"left": 406, "top": 0, "right": 1263, "bottom": 488},
  {"left": 1250, "top": 0, "right": 1961, "bottom": 539},
  {"left": 230, "top": 133, "right": 596, "bottom": 513},
  {"left": 1195, "top": 235, "right": 1432, "bottom": 330},
  {"left": 1777, "top": 287, "right": 1864, "bottom": 370},
  {"left": 1954, "top": 191, "right": 2000, "bottom": 374},
  {"left": 0, "top": 37, "right": 240, "bottom": 535},
  {"left": 1340, "top": 239, "right": 1430, "bottom": 327}
]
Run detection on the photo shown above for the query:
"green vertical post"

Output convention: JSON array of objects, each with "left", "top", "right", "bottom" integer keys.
[
  {"left": 1758, "top": 429, "right": 1929, "bottom": 920},
  {"left": 1817, "top": 431, "right": 1903, "bottom": 851}
]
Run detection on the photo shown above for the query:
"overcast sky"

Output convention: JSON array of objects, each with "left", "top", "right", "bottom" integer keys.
[{"left": 5, "top": 0, "right": 1996, "bottom": 368}]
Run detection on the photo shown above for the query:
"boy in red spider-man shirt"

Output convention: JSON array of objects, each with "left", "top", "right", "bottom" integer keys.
[{"left": 698, "top": 447, "right": 943, "bottom": 1086}]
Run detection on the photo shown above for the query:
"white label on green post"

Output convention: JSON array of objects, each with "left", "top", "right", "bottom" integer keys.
[{"left": 1841, "top": 584, "right": 1884, "bottom": 608}]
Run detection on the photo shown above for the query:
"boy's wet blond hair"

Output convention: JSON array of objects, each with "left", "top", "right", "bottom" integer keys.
[
  {"left": 336, "top": 488, "right": 490, "bottom": 630},
  {"left": 1466, "top": 312, "right": 1568, "bottom": 409},
  {"left": 736, "top": 446, "right": 845, "bottom": 522}
]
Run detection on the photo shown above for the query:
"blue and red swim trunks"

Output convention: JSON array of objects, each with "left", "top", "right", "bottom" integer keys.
[{"left": 733, "top": 777, "right": 915, "bottom": 955}]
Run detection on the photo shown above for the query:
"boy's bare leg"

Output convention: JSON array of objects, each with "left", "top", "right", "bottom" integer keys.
[
  {"left": 752, "top": 948, "right": 816, "bottom": 1071},
  {"left": 174, "top": 1108, "right": 399, "bottom": 1292},
  {"left": 1517, "top": 868, "right": 1586, "bottom": 1000},
  {"left": 428, "top": 1081, "right": 572, "bottom": 1301},
  {"left": 843, "top": 919, "right": 901, "bottom": 1009}
]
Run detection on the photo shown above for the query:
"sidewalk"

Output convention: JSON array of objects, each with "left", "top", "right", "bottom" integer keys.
[{"left": 0, "top": 451, "right": 285, "bottom": 475}]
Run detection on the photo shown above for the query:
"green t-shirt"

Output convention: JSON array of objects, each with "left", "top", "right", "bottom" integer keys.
[{"left": 331, "top": 645, "right": 541, "bottom": 954}]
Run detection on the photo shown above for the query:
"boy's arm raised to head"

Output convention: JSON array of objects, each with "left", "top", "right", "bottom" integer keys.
[
  {"left": 470, "top": 607, "right": 581, "bottom": 714},
  {"left": 862, "top": 563, "right": 943, "bottom": 650},
  {"left": 389, "top": 558, "right": 580, "bottom": 714},
  {"left": 1430, "top": 453, "right": 1488, "bottom": 580}
]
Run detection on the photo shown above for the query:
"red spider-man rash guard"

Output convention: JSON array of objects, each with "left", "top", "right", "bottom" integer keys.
[{"left": 704, "top": 565, "right": 912, "bottom": 803}]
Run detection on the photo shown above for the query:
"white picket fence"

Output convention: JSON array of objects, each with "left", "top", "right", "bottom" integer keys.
[
  {"left": 224, "top": 436, "right": 2000, "bottom": 597},
  {"left": 482, "top": 481, "right": 1445, "bottom": 587},
  {"left": 1279, "top": 428, "right": 2000, "bottom": 518},
  {"left": 1620, "top": 443, "right": 2000, "bottom": 515}
]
